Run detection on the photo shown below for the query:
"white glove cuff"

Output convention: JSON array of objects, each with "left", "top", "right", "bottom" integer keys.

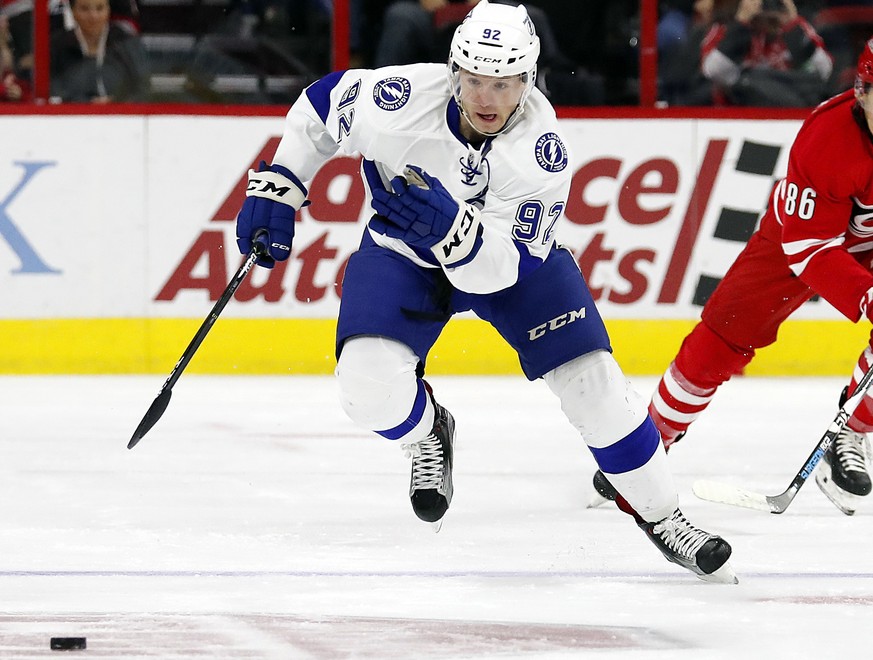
[
  {"left": 431, "top": 203, "right": 482, "bottom": 267},
  {"left": 246, "top": 169, "right": 306, "bottom": 209}
]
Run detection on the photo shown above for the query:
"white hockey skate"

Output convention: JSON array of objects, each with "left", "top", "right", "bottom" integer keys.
[
  {"left": 815, "top": 426, "right": 872, "bottom": 516},
  {"left": 401, "top": 402, "right": 455, "bottom": 532},
  {"left": 639, "top": 508, "right": 738, "bottom": 584}
]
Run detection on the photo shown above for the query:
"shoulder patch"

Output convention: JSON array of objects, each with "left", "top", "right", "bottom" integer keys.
[
  {"left": 534, "top": 133, "right": 568, "bottom": 173},
  {"left": 373, "top": 77, "right": 412, "bottom": 111}
]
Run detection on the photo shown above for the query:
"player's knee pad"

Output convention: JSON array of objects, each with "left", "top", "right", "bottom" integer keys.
[
  {"left": 335, "top": 336, "right": 430, "bottom": 433},
  {"left": 543, "top": 350, "right": 648, "bottom": 449}
]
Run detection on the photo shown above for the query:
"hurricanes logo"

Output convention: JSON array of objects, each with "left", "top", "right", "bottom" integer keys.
[
  {"left": 849, "top": 199, "right": 873, "bottom": 238},
  {"left": 535, "top": 133, "right": 568, "bottom": 173},
  {"left": 373, "top": 77, "right": 412, "bottom": 111}
]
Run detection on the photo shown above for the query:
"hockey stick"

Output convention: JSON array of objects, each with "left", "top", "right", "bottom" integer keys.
[
  {"left": 691, "top": 362, "right": 873, "bottom": 513},
  {"left": 127, "top": 235, "right": 267, "bottom": 449}
]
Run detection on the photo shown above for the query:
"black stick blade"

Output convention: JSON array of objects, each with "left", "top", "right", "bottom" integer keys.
[{"left": 128, "top": 389, "right": 173, "bottom": 449}]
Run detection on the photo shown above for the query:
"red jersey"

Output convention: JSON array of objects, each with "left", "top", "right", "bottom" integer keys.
[{"left": 760, "top": 89, "right": 873, "bottom": 321}]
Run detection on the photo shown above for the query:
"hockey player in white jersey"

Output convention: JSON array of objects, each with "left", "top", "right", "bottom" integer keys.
[{"left": 234, "top": 0, "right": 736, "bottom": 583}]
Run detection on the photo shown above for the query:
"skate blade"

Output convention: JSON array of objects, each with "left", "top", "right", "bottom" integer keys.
[
  {"left": 430, "top": 519, "right": 443, "bottom": 533},
  {"left": 815, "top": 471, "right": 858, "bottom": 516},
  {"left": 697, "top": 561, "right": 739, "bottom": 585},
  {"left": 586, "top": 491, "right": 612, "bottom": 509}
]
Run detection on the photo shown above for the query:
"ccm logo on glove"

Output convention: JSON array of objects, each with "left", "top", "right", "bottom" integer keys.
[
  {"left": 246, "top": 170, "right": 306, "bottom": 206},
  {"left": 438, "top": 206, "right": 478, "bottom": 262},
  {"left": 236, "top": 161, "right": 307, "bottom": 268}
]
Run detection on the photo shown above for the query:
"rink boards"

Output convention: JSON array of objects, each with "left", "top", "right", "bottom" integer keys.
[{"left": 0, "top": 112, "right": 867, "bottom": 375}]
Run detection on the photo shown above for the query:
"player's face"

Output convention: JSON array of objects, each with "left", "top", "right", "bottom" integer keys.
[{"left": 457, "top": 69, "right": 525, "bottom": 137}]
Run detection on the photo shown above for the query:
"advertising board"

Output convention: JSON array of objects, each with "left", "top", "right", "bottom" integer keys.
[{"left": 0, "top": 115, "right": 865, "bottom": 374}]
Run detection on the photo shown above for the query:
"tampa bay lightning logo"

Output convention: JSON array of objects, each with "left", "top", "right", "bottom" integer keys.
[
  {"left": 534, "top": 133, "right": 568, "bottom": 173},
  {"left": 373, "top": 77, "right": 412, "bottom": 111}
]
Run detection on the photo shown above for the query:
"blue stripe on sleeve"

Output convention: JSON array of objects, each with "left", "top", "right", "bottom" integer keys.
[
  {"left": 304, "top": 70, "right": 346, "bottom": 124},
  {"left": 589, "top": 417, "right": 660, "bottom": 474},
  {"left": 376, "top": 379, "right": 429, "bottom": 440}
]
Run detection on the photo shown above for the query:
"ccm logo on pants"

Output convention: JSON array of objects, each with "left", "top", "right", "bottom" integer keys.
[{"left": 527, "top": 308, "right": 586, "bottom": 341}]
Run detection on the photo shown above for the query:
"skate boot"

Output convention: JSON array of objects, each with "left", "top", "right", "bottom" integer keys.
[
  {"left": 400, "top": 402, "right": 455, "bottom": 530},
  {"left": 815, "top": 426, "right": 871, "bottom": 516},
  {"left": 639, "top": 508, "right": 737, "bottom": 584},
  {"left": 586, "top": 470, "right": 618, "bottom": 508}
]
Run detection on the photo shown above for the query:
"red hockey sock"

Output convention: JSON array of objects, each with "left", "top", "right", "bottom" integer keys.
[
  {"left": 650, "top": 323, "right": 753, "bottom": 445},
  {"left": 649, "top": 363, "right": 715, "bottom": 447}
]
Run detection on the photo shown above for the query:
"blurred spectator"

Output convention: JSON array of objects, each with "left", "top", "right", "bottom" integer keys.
[
  {"left": 373, "top": 0, "right": 604, "bottom": 104},
  {"left": 227, "top": 0, "right": 331, "bottom": 39},
  {"left": 811, "top": 1, "right": 873, "bottom": 94},
  {"left": 373, "top": 0, "right": 474, "bottom": 67},
  {"left": 109, "top": 0, "right": 140, "bottom": 35},
  {"left": 659, "top": 0, "right": 720, "bottom": 104},
  {"left": 700, "top": 0, "right": 834, "bottom": 106},
  {"left": 659, "top": 0, "right": 696, "bottom": 52},
  {"left": 180, "top": 0, "right": 330, "bottom": 104},
  {"left": 659, "top": 0, "right": 748, "bottom": 57},
  {"left": 1, "top": 13, "right": 29, "bottom": 99},
  {"left": 49, "top": 0, "right": 149, "bottom": 102},
  {"left": 0, "top": 0, "right": 66, "bottom": 82},
  {"left": 0, "top": 0, "right": 135, "bottom": 85},
  {"left": 529, "top": 4, "right": 606, "bottom": 105},
  {"left": 564, "top": 0, "right": 639, "bottom": 104}
]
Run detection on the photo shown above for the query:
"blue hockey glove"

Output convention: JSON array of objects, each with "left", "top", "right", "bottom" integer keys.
[
  {"left": 236, "top": 161, "right": 307, "bottom": 268},
  {"left": 370, "top": 165, "right": 482, "bottom": 267}
]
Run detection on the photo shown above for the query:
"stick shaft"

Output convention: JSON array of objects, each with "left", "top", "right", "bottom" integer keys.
[
  {"left": 783, "top": 362, "right": 873, "bottom": 495},
  {"left": 161, "top": 249, "right": 260, "bottom": 392},
  {"left": 128, "top": 245, "right": 263, "bottom": 448}
]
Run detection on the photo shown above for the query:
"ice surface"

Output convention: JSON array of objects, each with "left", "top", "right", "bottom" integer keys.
[{"left": 1, "top": 374, "right": 870, "bottom": 658}]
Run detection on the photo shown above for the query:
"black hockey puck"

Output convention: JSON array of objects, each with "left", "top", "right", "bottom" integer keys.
[{"left": 50, "top": 637, "right": 86, "bottom": 650}]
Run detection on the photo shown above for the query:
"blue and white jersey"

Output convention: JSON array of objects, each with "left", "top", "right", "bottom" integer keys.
[{"left": 273, "top": 63, "right": 571, "bottom": 294}]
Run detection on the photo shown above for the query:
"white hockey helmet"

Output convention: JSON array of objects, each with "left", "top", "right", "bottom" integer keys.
[{"left": 447, "top": 0, "right": 540, "bottom": 135}]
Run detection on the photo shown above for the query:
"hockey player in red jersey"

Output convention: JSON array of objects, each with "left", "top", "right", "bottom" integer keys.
[{"left": 593, "top": 38, "right": 873, "bottom": 516}]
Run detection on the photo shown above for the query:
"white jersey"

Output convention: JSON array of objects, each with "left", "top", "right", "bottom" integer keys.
[{"left": 273, "top": 63, "right": 572, "bottom": 294}]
